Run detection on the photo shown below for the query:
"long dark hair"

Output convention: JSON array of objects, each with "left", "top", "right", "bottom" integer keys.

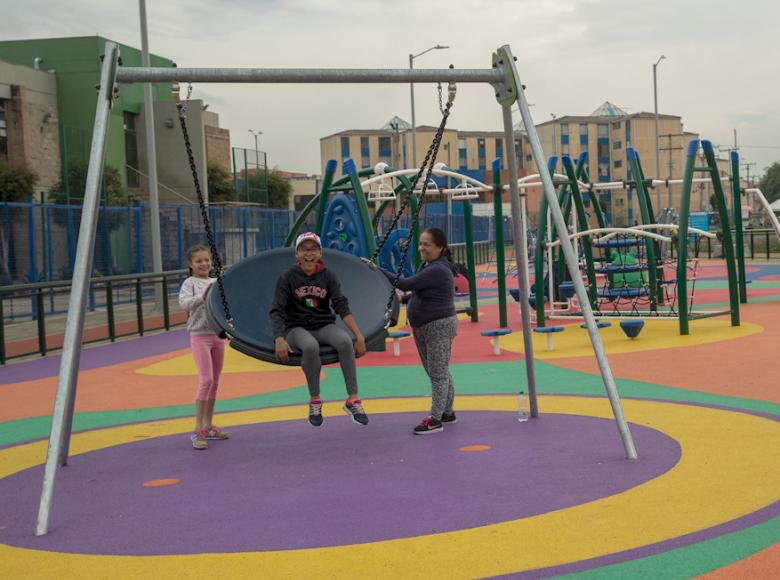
[
  {"left": 422, "top": 227, "right": 451, "bottom": 261},
  {"left": 185, "top": 244, "right": 210, "bottom": 275}
]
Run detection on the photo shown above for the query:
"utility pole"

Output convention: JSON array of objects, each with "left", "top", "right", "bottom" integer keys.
[
  {"left": 139, "top": 0, "right": 164, "bottom": 310},
  {"left": 550, "top": 113, "right": 557, "bottom": 156},
  {"left": 660, "top": 132, "right": 684, "bottom": 209},
  {"left": 653, "top": 55, "right": 666, "bottom": 211},
  {"left": 743, "top": 161, "right": 756, "bottom": 222}
]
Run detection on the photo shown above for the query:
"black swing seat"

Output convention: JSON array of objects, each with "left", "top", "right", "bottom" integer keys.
[{"left": 205, "top": 247, "right": 399, "bottom": 366}]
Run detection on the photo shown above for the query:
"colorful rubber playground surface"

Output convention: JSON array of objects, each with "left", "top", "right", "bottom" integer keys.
[{"left": 1, "top": 259, "right": 779, "bottom": 578}]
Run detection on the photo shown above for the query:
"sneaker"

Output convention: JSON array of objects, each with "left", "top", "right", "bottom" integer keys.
[
  {"left": 191, "top": 430, "right": 208, "bottom": 450},
  {"left": 413, "top": 416, "right": 443, "bottom": 435},
  {"left": 309, "top": 399, "right": 324, "bottom": 427},
  {"left": 343, "top": 399, "right": 369, "bottom": 426},
  {"left": 441, "top": 411, "right": 457, "bottom": 424},
  {"left": 205, "top": 425, "right": 229, "bottom": 440}
]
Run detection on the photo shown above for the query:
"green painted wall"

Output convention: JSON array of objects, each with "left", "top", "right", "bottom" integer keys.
[{"left": 0, "top": 36, "right": 174, "bottom": 188}]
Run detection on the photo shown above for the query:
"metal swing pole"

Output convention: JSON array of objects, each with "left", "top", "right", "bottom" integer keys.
[
  {"left": 36, "top": 42, "right": 120, "bottom": 536},
  {"left": 496, "top": 45, "right": 637, "bottom": 459}
]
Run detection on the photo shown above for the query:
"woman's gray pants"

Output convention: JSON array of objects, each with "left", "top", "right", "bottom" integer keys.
[{"left": 412, "top": 315, "right": 458, "bottom": 420}]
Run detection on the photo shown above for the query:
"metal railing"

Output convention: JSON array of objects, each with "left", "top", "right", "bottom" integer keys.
[{"left": 0, "top": 269, "right": 187, "bottom": 364}]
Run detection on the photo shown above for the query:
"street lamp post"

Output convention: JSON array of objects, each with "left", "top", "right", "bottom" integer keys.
[
  {"left": 550, "top": 113, "right": 557, "bottom": 156},
  {"left": 248, "top": 129, "right": 263, "bottom": 204},
  {"left": 409, "top": 44, "right": 449, "bottom": 168},
  {"left": 653, "top": 54, "right": 666, "bottom": 211}
]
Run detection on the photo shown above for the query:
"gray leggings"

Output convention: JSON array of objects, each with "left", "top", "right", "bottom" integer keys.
[
  {"left": 412, "top": 315, "right": 458, "bottom": 421},
  {"left": 286, "top": 324, "right": 357, "bottom": 398}
]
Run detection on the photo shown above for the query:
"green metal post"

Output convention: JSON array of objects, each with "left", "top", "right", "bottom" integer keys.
[
  {"left": 286, "top": 194, "right": 323, "bottom": 247},
  {"left": 106, "top": 281, "right": 115, "bottom": 342},
  {"left": 562, "top": 156, "right": 597, "bottom": 307},
  {"left": 136, "top": 278, "right": 145, "bottom": 336},
  {"left": 36, "top": 289, "right": 47, "bottom": 356},
  {"left": 677, "top": 140, "right": 698, "bottom": 335},
  {"left": 463, "top": 199, "right": 479, "bottom": 322},
  {"left": 575, "top": 152, "right": 606, "bottom": 229},
  {"left": 314, "top": 160, "right": 338, "bottom": 237},
  {"left": 492, "top": 158, "right": 507, "bottom": 327},
  {"left": 343, "top": 159, "right": 377, "bottom": 256},
  {"left": 702, "top": 140, "right": 740, "bottom": 327},
  {"left": 533, "top": 156, "right": 559, "bottom": 326},
  {"left": 162, "top": 276, "right": 170, "bottom": 331},
  {"left": 730, "top": 152, "right": 747, "bottom": 303},
  {"left": 627, "top": 148, "right": 660, "bottom": 308},
  {"left": 0, "top": 297, "right": 5, "bottom": 364}
]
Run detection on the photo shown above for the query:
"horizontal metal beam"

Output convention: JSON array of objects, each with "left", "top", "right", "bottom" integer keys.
[{"left": 115, "top": 67, "right": 504, "bottom": 84}]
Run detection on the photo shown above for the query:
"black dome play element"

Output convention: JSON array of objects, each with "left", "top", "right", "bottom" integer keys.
[{"left": 206, "top": 247, "right": 398, "bottom": 366}]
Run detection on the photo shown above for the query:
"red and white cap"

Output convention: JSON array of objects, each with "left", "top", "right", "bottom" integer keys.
[{"left": 295, "top": 232, "right": 322, "bottom": 251}]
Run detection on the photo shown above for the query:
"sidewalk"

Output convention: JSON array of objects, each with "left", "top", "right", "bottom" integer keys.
[{"left": 2, "top": 296, "right": 188, "bottom": 362}]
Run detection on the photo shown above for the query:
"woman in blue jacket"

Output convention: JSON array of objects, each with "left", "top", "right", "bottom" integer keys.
[{"left": 378, "top": 227, "right": 458, "bottom": 435}]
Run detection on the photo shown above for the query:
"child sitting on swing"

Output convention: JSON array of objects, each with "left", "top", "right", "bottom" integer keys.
[{"left": 270, "top": 232, "right": 369, "bottom": 427}]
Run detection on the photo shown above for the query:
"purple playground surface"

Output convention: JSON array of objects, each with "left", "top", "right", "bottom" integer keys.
[{"left": 0, "top": 411, "right": 679, "bottom": 555}]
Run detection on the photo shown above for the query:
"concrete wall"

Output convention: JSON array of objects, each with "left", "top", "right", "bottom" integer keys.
[
  {"left": 0, "top": 60, "right": 60, "bottom": 191},
  {"left": 205, "top": 125, "right": 231, "bottom": 173},
  {"left": 136, "top": 100, "right": 209, "bottom": 203}
]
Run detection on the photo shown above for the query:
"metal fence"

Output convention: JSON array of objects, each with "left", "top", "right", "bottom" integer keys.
[
  {"left": 0, "top": 200, "right": 300, "bottom": 287},
  {"left": 2, "top": 199, "right": 516, "bottom": 287}
]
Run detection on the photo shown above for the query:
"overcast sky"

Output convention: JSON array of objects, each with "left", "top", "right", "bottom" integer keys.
[{"left": 3, "top": 0, "right": 778, "bottom": 179}]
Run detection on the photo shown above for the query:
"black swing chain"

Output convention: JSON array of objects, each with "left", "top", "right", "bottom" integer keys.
[
  {"left": 372, "top": 81, "right": 456, "bottom": 324},
  {"left": 177, "top": 84, "right": 234, "bottom": 336}
]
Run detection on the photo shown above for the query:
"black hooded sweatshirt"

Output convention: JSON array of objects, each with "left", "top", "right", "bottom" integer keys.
[{"left": 269, "top": 264, "right": 351, "bottom": 339}]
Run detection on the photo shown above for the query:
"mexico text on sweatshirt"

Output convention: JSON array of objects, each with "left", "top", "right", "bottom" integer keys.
[
  {"left": 380, "top": 257, "right": 455, "bottom": 328},
  {"left": 269, "top": 265, "right": 352, "bottom": 338},
  {"left": 179, "top": 276, "right": 217, "bottom": 335}
]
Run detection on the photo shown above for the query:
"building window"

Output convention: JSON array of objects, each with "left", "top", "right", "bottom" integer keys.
[
  {"left": 613, "top": 141, "right": 622, "bottom": 150},
  {"left": 613, "top": 121, "right": 621, "bottom": 129},
  {"left": 0, "top": 100, "right": 7, "bottom": 162},
  {"left": 378, "top": 136, "right": 392, "bottom": 165},
  {"left": 495, "top": 137, "right": 503, "bottom": 159},
  {"left": 614, "top": 160, "right": 623, "bottom": 169},
  {"left": 360, "top": 136, "right": 370, "bottom": 167},
  {"left": 561, "top": 143, "right": 570, "bottom": 155},
  {"left": 560, "top": 123, "right": 569, "bottom": 136},
  {"left": 123, "top": 112, "right": 140, "bottom": 187},
  {"left": 597, "top": 123, "right": 608, "bottom": 138},
  {"left": 477, "top": 138, "right": 486, "bottom": 169},
  {"left": 340, "top": 136, "right": 350, "bottom": 159}
]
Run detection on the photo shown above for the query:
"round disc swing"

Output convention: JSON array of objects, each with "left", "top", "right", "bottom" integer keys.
[{"left": 175, "top": 86, "right": 398, "bottom": 366}]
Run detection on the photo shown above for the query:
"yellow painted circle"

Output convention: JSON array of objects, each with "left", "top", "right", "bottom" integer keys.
[
  {"left": 499, "top": 318, "right": 763, "bottom": 359},
  {"left": 1, "top": 395, "right": 779, "bottom": 578}
]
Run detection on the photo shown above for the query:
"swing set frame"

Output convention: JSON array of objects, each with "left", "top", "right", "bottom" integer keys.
[{"left": 34, "top": 43, "right": 638, "bottom": 537}]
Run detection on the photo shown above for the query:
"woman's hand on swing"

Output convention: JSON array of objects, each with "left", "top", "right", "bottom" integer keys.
[
  {"left": 275, "top": 337, "right": 291, "bottom": 361},
  {"left": 360, "top": 257, "right": 377, "bottom": 270},
  {"left": 354, "top": 333, "right": 366, "bottom": 358}
]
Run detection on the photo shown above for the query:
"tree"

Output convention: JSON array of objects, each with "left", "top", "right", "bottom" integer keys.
[
  {"left": 759, "top": 161, "right": 780, "bottom": 203},
  {"left": 0, "top": 162, "right": 38, "bottom": 202},
  {"left": 48, "top": 161, "right": 133, "bottom": 207},
  {"left": 267, "top": 170, "right": 292, "bottom": 209},
  {"left": 247, "top": 169, "right": 292, "bottom": 209},
  {"left": 0, "top": 163, "right": 39, "bottom": 283},
  {"left": 207, "top": 163, "right": 236, "bottom": 203}
]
